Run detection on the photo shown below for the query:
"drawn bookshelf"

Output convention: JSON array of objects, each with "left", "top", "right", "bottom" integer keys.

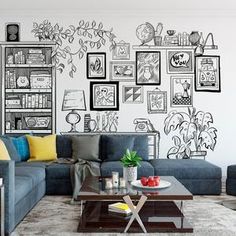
[{"left": 0, "top": 42, "right": 56, "bottom": 135}]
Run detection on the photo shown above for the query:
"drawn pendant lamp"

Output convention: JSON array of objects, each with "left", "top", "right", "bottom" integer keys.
[{"left": 194, "top": 33, "right": 215, "bottom": 56}]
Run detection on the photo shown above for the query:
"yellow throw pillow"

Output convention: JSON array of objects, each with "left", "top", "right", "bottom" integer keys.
[
  {"left": 0, "top": 140, "right": 10, "bottom": 160},
  {"left": 26, "top": 135, "right": 57, "bottom": 162}
]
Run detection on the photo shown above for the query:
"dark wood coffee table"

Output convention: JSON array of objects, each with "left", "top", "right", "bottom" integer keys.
[{"left": 77, "top": 176, "right": 193, "bottom": 233}]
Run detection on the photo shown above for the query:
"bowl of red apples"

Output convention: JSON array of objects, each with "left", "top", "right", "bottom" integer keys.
[
  {"left": 131, "top": 176, "right": 171, "bottom": 189},
  {"left": 141, "top": 176, "right": 160, "bottom": 187}
]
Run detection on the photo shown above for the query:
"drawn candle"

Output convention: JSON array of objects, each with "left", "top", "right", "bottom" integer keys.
[{"left": 112, "top": 171, "right": 119, "bottom": 188}]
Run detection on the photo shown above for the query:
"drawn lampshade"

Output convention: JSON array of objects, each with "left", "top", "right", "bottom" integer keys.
[{"left": 62, "top": 90, "right": 86, "bottom": 132}]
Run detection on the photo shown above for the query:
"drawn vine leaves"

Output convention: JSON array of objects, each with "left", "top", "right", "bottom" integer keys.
[{"left": 32, "top": 20, "right": 117, "bottom": 78}]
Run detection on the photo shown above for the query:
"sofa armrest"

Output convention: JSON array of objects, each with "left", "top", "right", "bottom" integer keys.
[{"left": 0, "top": 161, "right": 15, "bottom": 234}]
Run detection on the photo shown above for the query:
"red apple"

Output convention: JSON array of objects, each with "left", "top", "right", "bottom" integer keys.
[
  {"left": 141, "top": 177, "right": 148, "bottom": 186},
  {"left": 148, "top": 179, "right": 157, "bottom": 187}
]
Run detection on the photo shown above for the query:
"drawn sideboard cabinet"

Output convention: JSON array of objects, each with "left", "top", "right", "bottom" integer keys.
[{"left": 0, "top": 42, "right": 56, "bottom": 135}]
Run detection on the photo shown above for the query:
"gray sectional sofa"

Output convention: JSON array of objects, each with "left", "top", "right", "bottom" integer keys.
[{"left": 0, "top": 134, "right": 222, "bottom": 234}]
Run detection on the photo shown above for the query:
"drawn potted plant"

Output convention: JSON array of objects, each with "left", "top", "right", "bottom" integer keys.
[
  {"left": 120, "top": 149, "right": 142, "bottom": 182},
  {"left": 164, "top": 107, "right": 217, "bottom": 159},
  {"left": 32, "top": 20, "right": 117, "bottom": 78}
]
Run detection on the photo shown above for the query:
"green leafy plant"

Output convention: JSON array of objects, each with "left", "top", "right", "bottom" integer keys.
[
  {"left": 32, "top": 20, "right": 117, "bottom": 78},
  {"left": 120, "top": 149, "right": 142, "bottom": 167},
  {"left": 164, "top": 107, "right": 217, "bottom": 159}
]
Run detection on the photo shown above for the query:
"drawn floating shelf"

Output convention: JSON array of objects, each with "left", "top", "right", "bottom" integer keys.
[
  {"left": 6, "top": 89, "right": 51, "bottom": 93},
  {"left": 5, "top": 130, "right": 52, "bottom": 134},
  {"left": 6, "top": 64, "right": 53, "bottom": 68},
  {"left": 5, "top": 109, "right": 52, "bottom": 113},
  {"left": 132, "top": 45, "right": 218, "bottom": 50}
]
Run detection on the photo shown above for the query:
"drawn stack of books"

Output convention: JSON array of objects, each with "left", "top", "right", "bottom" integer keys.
[
  {"left": 6, "top": 94, "right": 51, "bottom": 109},
  {"left": 108, "top": 202, "right": 132, "bottom": 216},
  {"left": 26, "top": 49, "right": 46, "bottom": 64},
  {"left": 5, "top": 71, "right": 17, "bottom": 88}
]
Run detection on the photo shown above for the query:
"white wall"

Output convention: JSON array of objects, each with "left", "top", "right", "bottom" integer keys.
[{"left": 0, "top": 7, "right": 235, "bottom": 175}]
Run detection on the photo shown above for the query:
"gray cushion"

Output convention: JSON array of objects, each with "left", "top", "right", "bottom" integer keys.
[
  {"left": 0, "top": 137, "right": 21, "bottom": 162},
  {"left": 102, "top": 135, "right": 135, "bottom": 161},
  {"left": 15, "top": 166, "right": 45, "bottom": 187},
  {"left": 150, "top": 159, "right": 222, "bottom": 179},
  {"left": 101, "top": 161, "right": 154, "bottom": 178},
  {"left": 227, "top": 165, "right": 236, "bottom": 179},
  {"left": 56, "top": 135, "right": 72, "bottom": 158},
  {"left": 15, "top": 176, "right": 33, "bottom": 204},
  {"left": 15, "top": 161, "right": 47, "bottom": 168},
  {"left": 46, "top": 163, "right": 71, "bottom": 180},
  {"left": 71, "top": 135, "right": 101, "bottom": 162},
  {"left": 133, "top": 135, "right": 149, "bottom": 161}
]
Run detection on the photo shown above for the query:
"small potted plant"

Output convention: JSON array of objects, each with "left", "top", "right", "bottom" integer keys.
[
  {"left": 164, "top": 107, "right": 217, "bottom": 159},
  {"left": 120, "top": 149, "right": 142, "bottom": 182}
]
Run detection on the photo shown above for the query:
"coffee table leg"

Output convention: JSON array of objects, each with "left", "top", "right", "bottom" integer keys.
[
  {"left": 80, "top": 200, "right": 84, "bottom": 216},
  {"left": 123, "top": 195, "right": 147, "bottom": 233}
]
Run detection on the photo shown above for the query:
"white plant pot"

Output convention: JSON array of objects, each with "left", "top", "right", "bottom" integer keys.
[{"left": 123, "top": 166, "right": 137, "bottom": 182}]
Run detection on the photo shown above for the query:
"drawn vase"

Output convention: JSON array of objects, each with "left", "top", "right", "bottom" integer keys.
[
  {"left": 189, "top": 31, "right": 201, "bottom": 46},
  {"left": 123, "top": 166, "right": 137, "bottom": 182}
]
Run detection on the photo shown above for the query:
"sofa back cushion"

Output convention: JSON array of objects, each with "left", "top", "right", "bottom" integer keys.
[
  {"left": 101, "top": 134, "right": 150, "bottom": 161},
  {"left": 133, "top": 135, "right": 149, "bottom": 161},
  {"left": 101, "top": 135, "right": 135, "bottom": 161},
  {"left": 0, "top": 136, "right": 21, "bottom": 162},
  {"left": 56, "top": 135, "right": 72, "bottom": 158}
]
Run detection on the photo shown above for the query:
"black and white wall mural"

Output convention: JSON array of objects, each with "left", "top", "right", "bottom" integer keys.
[{"left": 0, "top": 19, "right": 221, "bottom": 159}]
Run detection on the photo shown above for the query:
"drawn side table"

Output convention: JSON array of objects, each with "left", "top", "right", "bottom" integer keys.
[{"left": 0, "top": 185, "right": 4, "bottom": 236}]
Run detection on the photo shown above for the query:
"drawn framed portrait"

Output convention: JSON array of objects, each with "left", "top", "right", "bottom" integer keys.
[
  {"left": 87, "top": 52, "right": 106, "bottom": 79},
  {"left": 147, "top": 91, "right": 167, "bottom": 114},
  {"left": 194, "top": 55, "right": 221, "bottom": 92},
  {"left": 112, "top": 42, "right": 130, "bottom": 60},
  {"left": 122, "top": 85, "right": 143, "bottom": 104},
  {"left": 90, "top": 82, "right": 119, "bottom": 111},
  {"left": 170, "top": 76, "right": 193, "bottom": 107},
  {"left": 136, "top": 51, "right": 161, "bottom": 86},
  {"left": 167, "top": 50, "right": 194, "bottom": 74},
  {"left": 110, "top": 61, "right": 135, "bottom": 82}
]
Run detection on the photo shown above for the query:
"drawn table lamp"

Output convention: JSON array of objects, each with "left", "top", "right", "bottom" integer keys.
[{"left": 62, "top": 90, "right": 86, "bottom": 133}]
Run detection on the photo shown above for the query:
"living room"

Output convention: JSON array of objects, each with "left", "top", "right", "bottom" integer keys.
[{"left": 0, "top": 0, "right": 236, "bottom": 235}]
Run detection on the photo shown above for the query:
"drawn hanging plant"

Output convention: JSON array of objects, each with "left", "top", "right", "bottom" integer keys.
[
  {"left": 164, "top": 107, "right": 217, "bottom": 159},
  {"left": 31, "top": 20, "right": 117, "bottom": 78}
]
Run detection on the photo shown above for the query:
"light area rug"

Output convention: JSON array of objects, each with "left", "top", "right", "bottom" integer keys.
[{"left": 11, "top": 195, "right": 236, "bottom": 236}]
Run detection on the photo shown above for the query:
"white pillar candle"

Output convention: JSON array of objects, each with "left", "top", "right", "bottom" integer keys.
[
  {"left": 112, "top": 171, "right": 119, "bottom": 188},
  {"left": 105, "top": 179, "right": 113, "bottom": 190},
  {"left": 119, "top": 178, "right": 126, "bottom": 188},
  {"left": 0, "top": 178, "right": 3, "bottom": 186}
]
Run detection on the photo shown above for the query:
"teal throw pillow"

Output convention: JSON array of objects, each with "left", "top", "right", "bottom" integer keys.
[{"left": 11, "top": 136, "right": 30, "bottom": 161}]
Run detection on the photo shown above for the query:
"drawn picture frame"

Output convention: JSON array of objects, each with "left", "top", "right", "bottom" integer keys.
[
  {"left": 136, "top": 51, "right": 161, "bottom": 86},
  {"left": 110, "top": 61, "right": 135, "bottom": 82},
  {"left": 194, "top": 55, "right": 221, "bottom": 92},
  {"left": 167, "top": 49, "right": 194, "bottom": 74},
  {"left": 112, "top": 42, "right": 130, "bottom": 60},
  {"left": 90, "top": 82, "right": 119, "bottom": 111},
  {"left": 122, "top": 85, "right": 143, "bottom": 104},
  {"left": 147, "top": 91, "right": 167, "bottom": 114},
  {"left": 170, "top": 76, "right": 193, "bottom": 107},
  {"left": 86, "top": 52, "right": 106, "bottom": 79}
]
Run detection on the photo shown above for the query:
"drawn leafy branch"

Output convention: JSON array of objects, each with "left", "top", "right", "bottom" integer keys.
[{"left": 31, "top": 20, "right": 117, "bottom": 78}]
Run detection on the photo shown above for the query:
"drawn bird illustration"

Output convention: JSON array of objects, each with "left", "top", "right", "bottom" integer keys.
[{"left": 90, "top": 57, "right": 103, "bottom": 74}]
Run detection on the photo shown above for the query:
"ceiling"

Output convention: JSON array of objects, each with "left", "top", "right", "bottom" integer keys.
[{"left": 1, "top": 0, "right": 236, "bottom": 12}]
